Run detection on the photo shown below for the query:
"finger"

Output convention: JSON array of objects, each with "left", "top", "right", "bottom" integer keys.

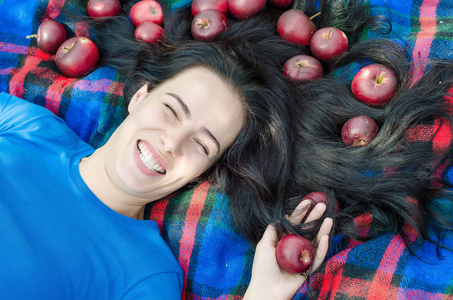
[
  {"left": 311, "top": 234, "right": 329, "bottom": 272},
  {"left": 258, "top": 223, "right": 278, "bottom": 247},
  {"left": 304, "top": 202, "right": 327, "bottom": 223},
  {"left": 314, "top": 217, "right": 333, "bottom": 247},
  {"left": 286, "top": 199, "right": 312, "bottom": 225}
]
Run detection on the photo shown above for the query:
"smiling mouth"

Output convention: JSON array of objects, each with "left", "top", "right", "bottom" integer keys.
[{"left": 137, "top": 141, "right": 166, "bottom": 174}]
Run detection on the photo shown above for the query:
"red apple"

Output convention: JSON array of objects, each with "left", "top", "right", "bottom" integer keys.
[
  {"left": 135, "top": 22, "right": 164, "bottom": 44},
  {"left": 55, "top": 37, "right": 100, "bottom": 78},
  {"left": 228, "top": 0, "right": 266, "bottom": 20},
  {"left": 130, "top": 0, "right": 164, "bottom": 27},
  {"left": 283, "top": 55, "right": 323, "bottom": 81},
  {"left": 351, "top": 64, "right": 399, "bottom": 107},
  {"left": 341, "top": 115, "right": 379, "bottom": 147},
  {"left": 301, "top": 191, "right": 341, "bottom": 215},
  {"left": 27, "top": 20, "right": 67, "bottom": 54},
  {"left": 277, "top": 9, "right": 317, "bottom": 46},
  {"left": 191, "top": 0, "right": 228, "bottom": 17},
  {"left": 275, "top": 234, "right": 314, "bottom": 274},
  {"left": 191, "top": 9, "right": 228, "bottom": 41},
  {"left": 87, "top": 0, "right": 121, "bottom": 18},
  {"left": 310, "top": 27, "right": 348, "bottom": 61},
  {"left": 269, "top": 0, "right": 294, "bottom": 8}
]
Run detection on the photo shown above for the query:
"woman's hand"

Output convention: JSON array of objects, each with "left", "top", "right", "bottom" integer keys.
[{"left": 243, "top": 200, "right": 333, "bottom": 300}]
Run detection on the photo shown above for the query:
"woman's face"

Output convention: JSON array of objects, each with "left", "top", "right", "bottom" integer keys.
[{"left": 103, "top": 67, "right": 245, "bottom": 202}]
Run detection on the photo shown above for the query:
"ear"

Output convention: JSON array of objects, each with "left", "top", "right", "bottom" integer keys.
[{"left": 128, "top": 84, "right": 149, "bottom": 113}]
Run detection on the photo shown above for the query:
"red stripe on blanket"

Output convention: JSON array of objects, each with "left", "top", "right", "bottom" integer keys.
[
  {"left": 45, "top": 75, "right": 77, "bottom": 114},
  {"left": 409, "top": 0, "right": 439, "bottom": 85},
  {"left": 366, "top": 235, "right": 406, "bottom": 299},
  {"left": 148, "top": 193, "right": 174, "bottom": 232},
  {"left": 350, "top": 213, "right": 372, "bottom": 247},
  {"left": 179, "top": 182, "right": 210, "bottom": 296},
  {"left": 28, "top": 47, "right": 53, "bottom": 61},
  {"left": 9, "top": 56, "right": 41, "bottom": 98},
  {"left": 43, "top": 0, "right": 66, "bottom": 20},
  {"left": 317, "top": 249, "right": 350, "bottom": 299},
  {"left": 0, "top": 42, "right": 28, "bottom": 55},
  {"left": 433, "top": 115, "right": 451, "bottom": 152}
]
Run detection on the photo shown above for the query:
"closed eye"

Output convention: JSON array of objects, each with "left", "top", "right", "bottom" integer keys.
[
  {"left": 196, "top": 139, "right": 209, "bottom": 156},
  {"left": 165, "top": 104, "right": 179, "bottom": 120}
]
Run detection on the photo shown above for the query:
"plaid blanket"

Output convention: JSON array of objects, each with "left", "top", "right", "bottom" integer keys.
[{"left": 1, "top": 0, "right": 453, "bottom": 299}]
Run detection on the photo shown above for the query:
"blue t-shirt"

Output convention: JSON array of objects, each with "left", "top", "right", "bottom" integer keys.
[{"left": 0, "top": 92, "right": 183, "bottom": 299}]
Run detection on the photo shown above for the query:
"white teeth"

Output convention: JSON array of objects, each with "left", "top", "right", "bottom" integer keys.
[{"left": 138, "top": 142, "right": 165, "bottom": 174}]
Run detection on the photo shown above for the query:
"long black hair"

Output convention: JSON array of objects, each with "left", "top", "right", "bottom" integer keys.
[{"left": 277, "top": 1, "right": 453, "bottom": 260}]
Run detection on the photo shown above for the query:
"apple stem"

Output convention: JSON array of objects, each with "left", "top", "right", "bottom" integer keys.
[
  {"left": 322, "top": 28, "right": 334, "bottom": 39},
  {"left": 309, "top": 12, "right": 322, "bottom": 20},
  {"left": 376, "top": 72, "right": 386, "bottom": 84},
  {"left": 26, "top": 34, "right": 38, "bottom": 39},
  {"left": 63, "top": 41, "right": 75, "bottom": 51},
  {"left": 195, "top": 18, "right": 209, "bottom": 28}
]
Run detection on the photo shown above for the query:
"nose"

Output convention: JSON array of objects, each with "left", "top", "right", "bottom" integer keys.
[{"left": 160, "top": 131, "right": 185, "bottom": 157}]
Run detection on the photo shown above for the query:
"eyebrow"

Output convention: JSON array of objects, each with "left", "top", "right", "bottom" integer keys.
[
  {"left": 167, "top": 92, "right": 191, "bottom": 117},
  {"left": 167, "top": 92, "right": 221, "bottom": 155}
]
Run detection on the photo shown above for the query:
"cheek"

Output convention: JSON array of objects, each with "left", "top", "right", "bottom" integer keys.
[
  {"left": 177, "top": 154, "right": 211, "bottom": 179},
  {"left": 132, "top": 104, "right": 168, "bottom": 128}
]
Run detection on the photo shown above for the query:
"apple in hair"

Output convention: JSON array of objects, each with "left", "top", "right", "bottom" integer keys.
[
  {"left": 283, "top": 55, "right": 323, "bottom": 81},
  {"left": 277, "top": 9, "right": 317, "bottom": 46},
  {"left": 341, "top": 115, "right": 379, "bottom": 147},
  {"left": 309, "top": 27, "right": 348, "bottom": 61},
  {"left": 27, "top": 20, "right": 67, "bottom": 54},
  {"left": 227, "top": 0, "right": 266, "bottom": 20},
  {"left": 135, "top": 22, "right": 164, "bottom": 45},
  {"left": 351, "top": 64, "right": 399, "bottom": 107},
  {"left": 55, "top": 37, "right": 100, "bottom": 78},
  {"left": 129, "top": 0, "right": 164, "bottom": 27},
  {"left": 191, "top": 0, "right": 228, "bottom": 17},
  {"left": 301, "top": 191, "right": 341, "bottom": 216},
  {"left": 275, "top": 234, "right": 315, "bottom": 274},
  {"left": 191, "top": 9, "right": 228, "bottom": 41},
  {"left": 269, "top": 0, "right": 295, "bottom": 8},
  {"left": 87, "top": 0, "right": 122, "bottom": 18}
]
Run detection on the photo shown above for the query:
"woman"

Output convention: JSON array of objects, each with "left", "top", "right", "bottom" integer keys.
[{"left": 0, "top": 20, "right": 332, "bottom": 299}]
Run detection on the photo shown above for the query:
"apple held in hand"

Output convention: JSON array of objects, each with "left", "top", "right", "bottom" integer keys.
[
  {"left": 277, "top": 9, "right": 317, "bottom": 46},
  {"left": 351, "top": 64, "right": 399, "bottom": 107},
  {"left": 275, "top": 234, "right": 314, "bottom": 274},
  {"left": 283, "top": 55, "right": 323, "bottom": 81},
  {"left": 301, "top": 191, "right": 341, "bottom": 215},
  {"left": 191, "top": 9, "right": 228, "bottom": 41},
  {"left": 191, "top": 0, "right": 228, "bottom": 17},
  {"left": 55, "top": 37, "right": 100, "bottom": 78},
  {"left": 27, "top": 20, "right": 67, "bottom": 54},
  {"left": 87, "top": 0, "right": 121, "bottom": 18},
  {"left": 130, "top": 0, "right": 164, "bottom": 27},
  {"left": 310, "top": 27, "right": 348, "bottom": 61},
  {"left": 269, "top": 0, "right": 295, "bottom": 8},
  {"left": 228, "top": 0, "right": 266, "bottom": 20},
  {"left": 135, "top": 22, "right": 164, "bottom": 44},
  {"left": 341, "top": 115, "right": 379, "bottom": 147}
]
